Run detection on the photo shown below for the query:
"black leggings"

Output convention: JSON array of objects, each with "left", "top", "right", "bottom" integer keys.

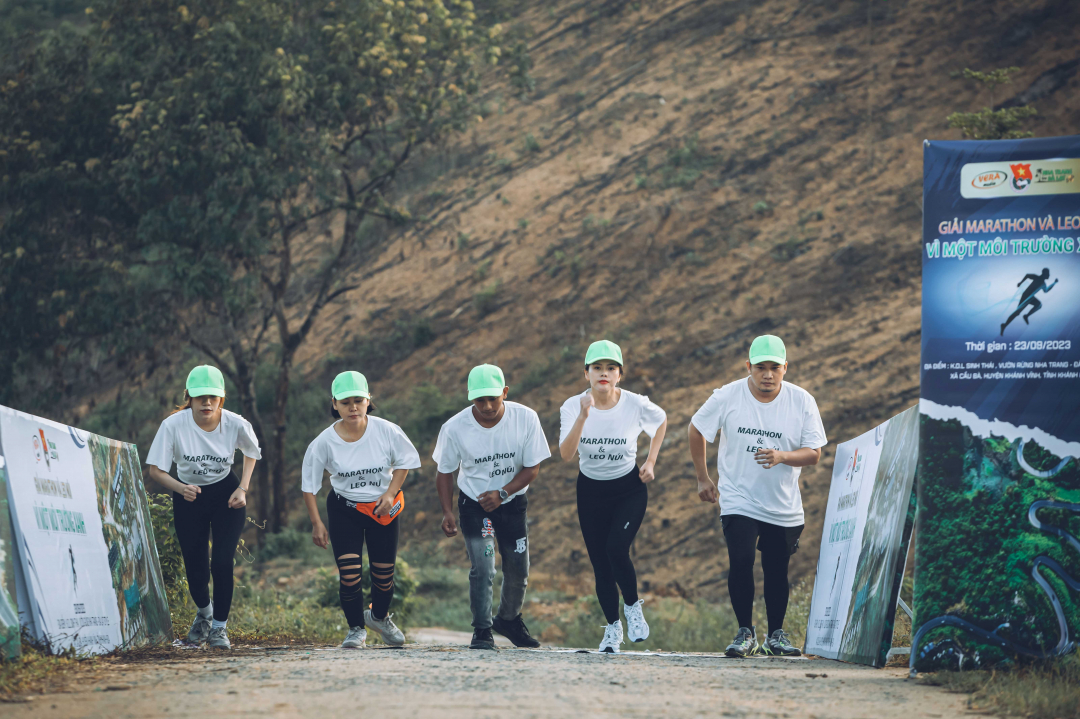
[
  {"left": 576, "top": 466, "right": 648, "bottom": 624},
  {"left": 326, "top": 490, "right": 400, "bottom": 628},
  {"left": 722, "top": 514, "right": 804, "bottom": 635},
  {"left": 172, "top": 474, "right": 246, "bottom": 622}
]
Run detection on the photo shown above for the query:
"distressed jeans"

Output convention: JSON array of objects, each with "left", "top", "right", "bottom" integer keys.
[{"left": 458, "top": 492, "right": 530, "bottom": 629}]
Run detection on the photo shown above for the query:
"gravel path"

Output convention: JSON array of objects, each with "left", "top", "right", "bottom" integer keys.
[{"left": 5, "top": 642, "right": 972, "bottom": 718}]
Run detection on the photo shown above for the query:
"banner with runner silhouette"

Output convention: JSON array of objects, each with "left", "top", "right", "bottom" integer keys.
[
  {"left": 915, "top": 135, "right": 1080, "bottom": 671},
  {"left": 804, "top": 406, "right": 918, "bottom": 667},
  {"left": 0, "top": 405, "right": 172, "bottom": 655}
]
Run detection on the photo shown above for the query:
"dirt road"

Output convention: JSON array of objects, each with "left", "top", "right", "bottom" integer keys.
[{"left": 4, "top": 640, "right": 971, "bottom": 718}]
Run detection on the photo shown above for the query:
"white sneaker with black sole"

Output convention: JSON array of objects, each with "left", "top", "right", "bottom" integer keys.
[
  {"left": 624, "top": 599, "right": 649, "bottom": 643},
  {"left": 364, "top": 610, "right": 405, "bottom": 646},
  {"left": 598, "top": 621, "right": 623, "bottom": 653},
  {"left": 341, "top": 626, "right": 367, "bottom": 649}
]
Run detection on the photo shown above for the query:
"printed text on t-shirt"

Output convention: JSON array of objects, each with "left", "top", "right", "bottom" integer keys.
[
  {"left": 473, "top": 452, "right": 517, "bottom": 479},
  {"left": 341, "top": 466, "right": 386, "bottom": 489}
]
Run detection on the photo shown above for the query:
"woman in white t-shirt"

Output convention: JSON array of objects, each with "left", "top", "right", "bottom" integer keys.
[
  {"left": 559, "top": 340, "right": 667, "bottom": 653},
  {"left": 145, "top": 365, "right": 262, "bottom": 650},
  {"left": 301, "top": 371, "right": 421, "bottom": 649}
]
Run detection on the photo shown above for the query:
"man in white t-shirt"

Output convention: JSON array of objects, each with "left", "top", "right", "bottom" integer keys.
[
  {"left": 434, "top": 364, "right": 551, "bottom": 650},
  {"left": 688, "top": 335, "right": 827, "bottom": 658}
]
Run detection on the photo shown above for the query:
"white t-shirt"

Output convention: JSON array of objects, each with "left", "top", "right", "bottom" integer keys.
[
  {"left": 559, "top": 389, "right": 667, "bottom": 480},
  {"left": 690, "top": 379, "right": 827, "bottom": 527},
  {"left": 146, "top": 408, "right": 262, "bottom": 487},
  {"left": 301, "top": 416, "right": 422, "bottom": 503},
  {"left": 432, "top": 401, "right": 551, "bottom": 502}
]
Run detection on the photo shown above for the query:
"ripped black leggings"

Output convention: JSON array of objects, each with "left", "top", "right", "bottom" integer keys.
[{"left": 326, "top": 490, "right": 400, "bottom": 628}]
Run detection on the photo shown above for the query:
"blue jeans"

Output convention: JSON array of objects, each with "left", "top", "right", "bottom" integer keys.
[{"left": 459, "top": 493, "right": 530, "bottom": 629}]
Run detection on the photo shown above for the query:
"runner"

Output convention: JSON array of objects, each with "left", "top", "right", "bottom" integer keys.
[
  {"left": 145, "top": 365, "right": 261, "bottom": 649},
  {"left": 559, "top": 340, "right": 667, "bottom": 653},
  {"left": 301, "top": 371, "right": 420, "bottom": 649},
  {"left": 688, "top": 335, "right": 827, "bottom": 657},
  {"left": 434, "top": 364, "right": 551, "bottom": 650},
  {"left": 1000, "top": 267, "right": 1058, "bottom": 335}
]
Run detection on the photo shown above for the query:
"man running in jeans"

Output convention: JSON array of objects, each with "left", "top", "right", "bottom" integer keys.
[
  {"left": 688, "top": 335, "right": 827, "bottom": 657},
  {"left": 435, "top": 364, "right": 551, "bottom": 650}
]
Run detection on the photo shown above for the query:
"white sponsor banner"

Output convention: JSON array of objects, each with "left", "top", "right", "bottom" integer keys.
[
  {"left": 804, "top": 406, "right": 919, "bottom": 666},
  {"left": 0, "top": 406, "right": 122, "bottom": 653}
]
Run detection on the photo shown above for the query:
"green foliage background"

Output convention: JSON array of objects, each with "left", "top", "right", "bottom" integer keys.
[{"left": 914, "top": 416, "right": 1080, "bottom": 667}]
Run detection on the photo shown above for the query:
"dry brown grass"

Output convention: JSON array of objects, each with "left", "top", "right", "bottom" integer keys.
[{"left": 919, "top": 656, "right": 1080, "bottom": 719}]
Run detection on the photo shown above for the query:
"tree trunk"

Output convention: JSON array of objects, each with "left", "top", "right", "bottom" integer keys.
[
  {"left": 270, "top": 357, "right": 292, "bottom": 533},
  {"left": 232, "top": 346, "right": 272, "bottom": 544}
]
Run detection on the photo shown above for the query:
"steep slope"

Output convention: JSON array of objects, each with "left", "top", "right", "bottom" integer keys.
[{"left": 306, "top": 0, "right": 1079, "bottom": 598}]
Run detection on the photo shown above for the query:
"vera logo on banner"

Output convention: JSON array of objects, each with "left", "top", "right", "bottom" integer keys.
[
  {"left": 804, "top": 406, "right": 919, "bottom": 667},
  {"left": 0, "top": 406, "right": 171, "bottom": 654}
]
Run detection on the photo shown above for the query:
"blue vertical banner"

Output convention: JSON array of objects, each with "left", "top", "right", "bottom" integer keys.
[{"left": 914, "top": 136, "right": 1080, "bottom": 670}]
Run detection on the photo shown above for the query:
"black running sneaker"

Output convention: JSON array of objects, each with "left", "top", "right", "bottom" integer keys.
[
  {"left": 762, "top": 628, "right": 802, "bottom": 657},
  {"left": 725, "top": 626, "right": 758, "bottom": 657},
  {"left": 491, "top": 614, "right": 541, "bottom": 648},
  {"left": 469, "top": 627, "right": 496, "bottom": 650}
]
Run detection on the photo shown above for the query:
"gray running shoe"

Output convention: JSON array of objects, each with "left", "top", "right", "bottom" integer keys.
[
  {"left": 186, "top": 613, "right": 212, "bottom": 645},
  {"left": 205, "top": 626, "right": 231, "bottom": 649},
  {"left": 364, "top": 610, "right": 404, "bottom": 646},
  {"left": 762, "top": 628, "right": 801, "bottom": 656},
  {"left": 341, "top": 626, "right": 367, "bottom": 649},
  {"left": 725, "top": 626, "right": 758, "bottom": 657}
]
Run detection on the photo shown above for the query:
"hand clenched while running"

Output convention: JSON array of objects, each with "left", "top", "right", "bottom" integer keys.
[
  {"left": 228, "top": 486, "right": 247, "bottom": 509},
  {"left": 441, "top": 513, "right": 459, "bottom": 538},
  {"left": 696, "top": 478, "right": 719, "bottom": 503},
  {"left": 639, "top": 460, "right": 656, "bottom": 483},
  {"left": 579, "top": 391, "right": 595, "bottom": 417}
]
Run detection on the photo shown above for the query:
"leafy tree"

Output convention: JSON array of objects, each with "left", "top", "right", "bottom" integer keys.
[
  {"left": 1, "top": 0, "right": 513, "bottom": 531},
  {"left": 946, "top": 67, "right": 1037, "bottom": 140}
]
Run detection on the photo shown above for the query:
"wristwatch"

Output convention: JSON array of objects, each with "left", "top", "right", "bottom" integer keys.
[{"left": 498, "top": 488, "right": 509, "bottom": 501}]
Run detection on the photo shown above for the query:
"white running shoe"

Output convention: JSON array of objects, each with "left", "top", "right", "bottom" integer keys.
[
  {"left": 624, "top": 599, "right": 649, "bottom": 642},
  {"left": 341, "top": 626, "right": 367, "bottom": 649},
  {"left": 364, "top": 609, "right": 405, "bottom": 646},
  {"left": 598, "top": 621, "right": 623, "bottom": 653}
]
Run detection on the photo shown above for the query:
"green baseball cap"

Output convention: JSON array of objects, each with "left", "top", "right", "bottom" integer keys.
[
  {"left": 467, "top": 364, "right": 506, "bottom": 401},
  {"left": 584, "top": 339, "right": 623, "bottom": 366},
  {"left": 331, "top": 371, "right": 370, "bottom": 400},
  {"left": 748, "top": 335, "right": 787, "bottom": 365},
  {"left": 186, "top": 365, "right": 226, "bottom": 398}
]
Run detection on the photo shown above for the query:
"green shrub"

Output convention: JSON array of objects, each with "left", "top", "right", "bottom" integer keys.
[
  {"left": 473, "top": 282, "right": 500, "bottom": 316},
  {"left": 381, "top": 384, "right": 460, "bottom": 449},
  {"left": 523, "top": 133, "right": 541, "bottom": 153},
  {"left": 147, "top": 494, "right": 188, "bottom": 608}
]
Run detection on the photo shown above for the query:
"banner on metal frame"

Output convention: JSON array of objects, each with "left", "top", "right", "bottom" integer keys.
[{"left": 915, "top": 135, "right": 1080, "bottom": 670}]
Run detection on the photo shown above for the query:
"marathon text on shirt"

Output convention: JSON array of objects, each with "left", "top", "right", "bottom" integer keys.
[
  {"left": 339, "top": 467, "right": 384, "bottom": 478},
  {"left": 578, "top": 437, "right": 629, "bottom": 445},
  {"left": 736, "top": 427, "right": 784, "bottom": 439},
  {"left": 473, "top": 452, "right": 516, "bottom": 464},
  {"left": 182, "top": 453, "right": 229, "bottom": 463}
]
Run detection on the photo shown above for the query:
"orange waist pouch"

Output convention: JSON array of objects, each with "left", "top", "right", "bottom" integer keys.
[{"left": 345, "top": 491, "right": 404, "bottom": 526}]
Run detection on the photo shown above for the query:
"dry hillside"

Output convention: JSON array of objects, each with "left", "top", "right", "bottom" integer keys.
[{"left": 120, "top": 0, "right": 1080, "bottom": 599}]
